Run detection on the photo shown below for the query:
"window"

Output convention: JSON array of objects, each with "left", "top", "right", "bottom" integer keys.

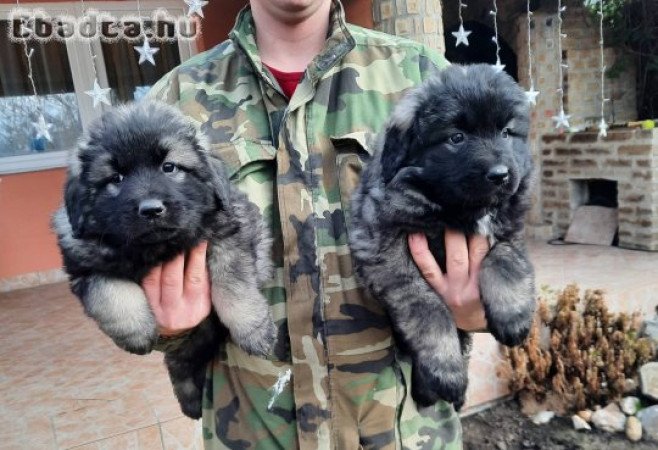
[{"left": 0, "top": 1, "right": 196, "bottom": 174}]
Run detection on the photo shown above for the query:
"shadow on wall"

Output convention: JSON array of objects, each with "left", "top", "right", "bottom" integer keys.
[{"left": 444, "top": 20, "right": 518, "bottom": 81}]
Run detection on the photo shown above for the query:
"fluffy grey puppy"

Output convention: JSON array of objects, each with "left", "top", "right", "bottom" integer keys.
[
  {"left": 52, "top": 101, "right": 275, "bottom": 419},
  {"left": 349, "top": 64, "right": 536, "bottom": 409}
]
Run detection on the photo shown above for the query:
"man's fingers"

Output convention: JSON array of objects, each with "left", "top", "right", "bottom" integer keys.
[
  {"left": 468, "top": 234, "right": 490, "bottom": 279},
  {"left": 445, "top": 228, "right": 469, "bottom": 282},
  {"left": 184, "top": 241, "right": 209, "bottom": 300},
  {"left": 160, "top": 253, "right": 185, "bottom": 307},
  {"left": 142, "top": 264, "right": 162, "bottom": 312},
  {"left": 408, "top": 233, "right": 446, "bottom": 293}
]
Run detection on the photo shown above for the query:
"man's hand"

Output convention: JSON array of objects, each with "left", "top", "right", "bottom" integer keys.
[
  {"left": 408, "top": 230, "right": 489, "bottom": 331},
  {"left": 141, "top": 241, "right": 212, "bottom": 337}
]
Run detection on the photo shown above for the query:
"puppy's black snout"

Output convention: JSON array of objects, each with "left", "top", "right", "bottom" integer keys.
[
  {"left": 486, "top": 165, "right": 509, "bottom": 185},
  {"left": 139, "top": 199, "right": 166, "bottom": 218}
]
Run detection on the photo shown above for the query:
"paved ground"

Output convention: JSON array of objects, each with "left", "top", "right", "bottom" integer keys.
[
  {"left": 0, "top": 283, "right": 201, "bottom": 449},
  {"left": 1, "top": 240, "right": 657, "bottom": 449}
]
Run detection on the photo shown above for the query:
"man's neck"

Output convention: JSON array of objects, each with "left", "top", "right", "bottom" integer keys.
[{"left": 250, "top": 0, "right": 332, "bottom": 73}]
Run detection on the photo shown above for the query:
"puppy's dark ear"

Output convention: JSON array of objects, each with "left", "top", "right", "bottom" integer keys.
[
  {"left": 64, "top": 175, "right": 89, "bottom": 238},
  {"left": 381, "top": 126, "right": 410, "bottom": 185},
  {"left": 208, "top": 156, "right": 231, "bottom": 210}
]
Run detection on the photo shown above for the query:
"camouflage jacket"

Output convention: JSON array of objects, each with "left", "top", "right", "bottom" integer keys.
[{"left": 148, "top": 1, "right": 461, "bottom": 448}]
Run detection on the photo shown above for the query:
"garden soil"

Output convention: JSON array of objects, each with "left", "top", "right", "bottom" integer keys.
[{"left": 462, "top": 399, "right": 655, "bottom": 449}]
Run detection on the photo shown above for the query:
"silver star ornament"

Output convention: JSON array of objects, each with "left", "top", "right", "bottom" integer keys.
[
  {"left": 184, "top": 0, "right": 208, "bottom": 18},
  {"left": 451, "top": 24, "right": 472, "bottom": 47},
  {"left": 134, "top": 39, "right": 159, "bottom": 66},
  {"left": 525, "top": 88, "right": 540, "bottom": 106},
  {"left": 85, "top": 79, "right": 112, "bottom": 108},
  {"left": 552, "top": 109, "right": 571, "bottom": 130},
  {"left": 598, "top": 118, "right": 608, "bottom": 138},
  {"left": 33, "top": 114, "right": 53, "bottom": 142}
]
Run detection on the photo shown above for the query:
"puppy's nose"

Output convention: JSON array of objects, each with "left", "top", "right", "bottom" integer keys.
[
  {"left": 486, "top": 165, "right": 509, "bottom": 185},
  {"left": 139, "top": 199, "right": 166, "bottom": 218}
]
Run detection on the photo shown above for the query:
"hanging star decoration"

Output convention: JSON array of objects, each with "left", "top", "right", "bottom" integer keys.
[
  {"left": 552, "top": 108, "right": 571, "bottom": 130},
  {"left": 525, "top": 0, "right": 539, "bottom": 107},
  {"left": 85, "top": 79, "right": 112, "bottom": 108},
  {"left": 525, "top": 85, "right": 540, "bottom": 105},
  {"left": 134, "top": 39, "right": 159, "bottom": 66},
  {"left": 33, "top": 114, "right": 53, "bottom": 142},
  {"left": 492, "top": 58, "right": 506, "bottom": 73},
  {"left": 452, "top": 24, "right": 472, "bottom": 47},
  {"left": 597, "top": 0, "right": 608, "bottom": 138},
  {"left": 598, "top": 118, "right": 608, "bottom": 138},
  {"left": 184, "top": 0, "right": 208, "bottom": 18}
]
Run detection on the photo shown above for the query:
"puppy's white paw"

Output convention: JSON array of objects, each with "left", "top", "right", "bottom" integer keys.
[
  {"left": 232, "top": 317, "right": 277, "bottom": 357},
  {"left": 84, "top": 276, "right": 158, "bottom": 354}
]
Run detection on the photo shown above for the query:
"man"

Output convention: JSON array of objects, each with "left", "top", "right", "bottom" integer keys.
[{"left": 143, "top": 0, "right": 489, "bottom": 448}]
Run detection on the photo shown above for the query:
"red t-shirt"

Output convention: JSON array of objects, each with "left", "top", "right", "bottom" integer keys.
[{"left": 265, "top": 64, "right": 304, "bottom": 99}]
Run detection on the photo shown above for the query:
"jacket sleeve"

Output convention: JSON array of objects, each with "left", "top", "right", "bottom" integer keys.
[
  {"left": 152, "top": 315, "right": 215, "bottom": 352},
  {"left": 145, "top": 67, "right": 181, "bottom": 104}
]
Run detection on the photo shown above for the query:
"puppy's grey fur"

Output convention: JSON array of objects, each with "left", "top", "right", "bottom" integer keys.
[
  {"left": 53, "top": 101, "right": 275, "bottom": 419},
  {"left": 350, "top": 64, "right": 536, "bottom": 409}
]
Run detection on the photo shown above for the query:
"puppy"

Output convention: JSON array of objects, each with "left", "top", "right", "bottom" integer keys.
[
  {"left": 349, "top": 64, "right": 536, "bottom": 408},
  {"left": 53, "top": 101, "right": 276, "bottom": 419}
]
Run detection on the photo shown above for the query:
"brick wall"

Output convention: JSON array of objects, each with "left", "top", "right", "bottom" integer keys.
[
  {"left": 514, "top": 2, "right": 638, "bottom": 227},
  {"left": 372, "top": 0, "right": 446, "bottom": 54},
  {"left": 540, "top": 129, "right": 658, "bottom": 251}
]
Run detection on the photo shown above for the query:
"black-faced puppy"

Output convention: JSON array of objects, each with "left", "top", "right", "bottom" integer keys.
[
  {"left": 53, "top": 101, "right": 275, "bottom": 418},
  {"left": 349, "top": 64, "right": 536, "bottom": 409}
]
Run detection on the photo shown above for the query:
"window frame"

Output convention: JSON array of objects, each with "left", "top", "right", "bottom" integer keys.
[{"left": 0, "top": 0, "right": 197, "bottom": 175}]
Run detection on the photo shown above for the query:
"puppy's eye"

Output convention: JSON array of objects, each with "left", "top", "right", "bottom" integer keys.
[
  {"left": 111, "top": 173, "right": 124, "bottom": 184},
  {"left": 450, "top": 133, "right": 465, "bottom": 144},
  {"left": 162, "top": 162, "right": 178, "bottom": 173},
  {"left": 501, "top": 128, "right": 510, "bottom": 139}
]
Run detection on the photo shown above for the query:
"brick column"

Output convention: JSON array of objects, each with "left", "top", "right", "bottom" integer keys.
[{"left": 372, "top": 0, "right": 445, "bottom": 54}]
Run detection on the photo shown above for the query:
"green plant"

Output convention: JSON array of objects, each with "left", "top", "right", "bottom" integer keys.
[
  {"left": 585, "top": 0, "right": 658, "bottom": 119},
  {"left": 503, "top": 284, "right": 655, "bottom": 413}
]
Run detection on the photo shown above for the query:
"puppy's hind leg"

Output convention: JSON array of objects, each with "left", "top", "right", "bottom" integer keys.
[
  {"left": 164, "top": 316, "right": 222, "bottom": 419},
  {"left": 479, "top": 241, "right": 536, "bottom": 346},
  {"left": 74, "top": 275, "right": 158, "bottom": 354}
]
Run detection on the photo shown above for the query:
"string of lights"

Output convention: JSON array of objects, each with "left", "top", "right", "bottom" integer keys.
[
  {"left": 551, "top": 0, "right": 570, "bottom": 130},
  {"left": 81, "top": 0, "right": 111, "bottom": 108},
  {"left": 490, "top": 0, "right": 505, "bottom": 72},
  {"left": 15, "top": 0, "right": 53, "bottom": 142},
  {"left": 525, "top": 0, "right": 539, "bottom": 106},
  {"left": 597, "top": 0, "right": 609, "bottom": 137}
]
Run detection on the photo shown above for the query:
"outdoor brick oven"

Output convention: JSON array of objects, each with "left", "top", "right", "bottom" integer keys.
[{"left": 539, "top": 129, "right": 658, "bottom": 251}]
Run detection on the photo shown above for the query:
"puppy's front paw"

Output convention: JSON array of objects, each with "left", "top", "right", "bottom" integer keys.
[
  {"left": 84, "top": 276, "right": 159, "bottom": 354},
  {"left": 109, "top": 328, "right": 159, "bottom": 355},
  {"left": 411, "top": 353, "right": 467, "bottom": 408},
  {"left": 233, "top": 317, "right": 277, "bottom": 357},
  {"left": 479, "top": 246, "right": 536, "bottom": 347},
  {"left": 480, "top": 271, "right": 535, "bottom": 346},
  {"left": 485, "top": 308, "right": 533, "bottom": 347}
]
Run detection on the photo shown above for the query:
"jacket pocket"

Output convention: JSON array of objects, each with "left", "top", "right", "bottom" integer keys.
[
  {"left": 211, "top": 138, "right": 277, "bottom": 181},
  {"left": 210, "top": 138, "right": 277, "bottom": 216},
  {"left": 330, "top": 131, "right": 375, "bottom": 232}
]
